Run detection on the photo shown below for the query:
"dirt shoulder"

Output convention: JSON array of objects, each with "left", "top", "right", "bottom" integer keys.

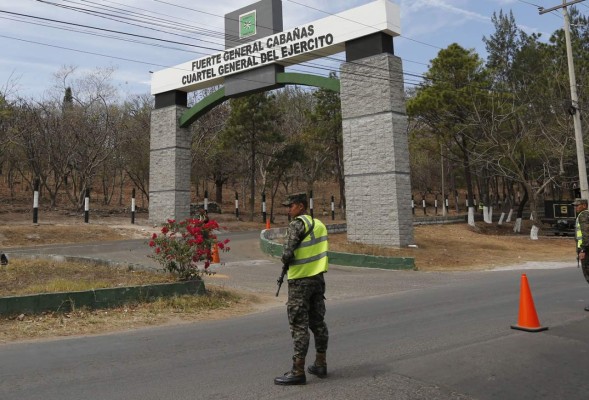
[
  {"left": 0, "top": 210, "right": 575, "bottom": 271},
  {"left": 0, "top": 209, "right": 268, "bottom": 246},
  {"left": 331, "top": 222, "right": 574, "bottom": 271}
]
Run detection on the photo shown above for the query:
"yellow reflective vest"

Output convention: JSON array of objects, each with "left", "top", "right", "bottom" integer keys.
[
  {"left": 576, "top": 210, "right": 589, "bottom": 250},
  {"left": 288, "top": 215, "right": 329, "bottom": 280}
]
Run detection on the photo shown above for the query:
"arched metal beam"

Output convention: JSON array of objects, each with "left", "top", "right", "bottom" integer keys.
[
  {"left": 275, "top": 72, "right": 340, "bottom": 92},
  {"left": 179, "top": 73, "right": 339, "bottom": 128},
  {"left": 179, "top": 87, "right": 226, "bottom": 128}
]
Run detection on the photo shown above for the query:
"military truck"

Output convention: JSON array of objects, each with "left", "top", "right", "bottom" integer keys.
[{"left": 541, "top": 200, "right": 576, "bottom": 236}]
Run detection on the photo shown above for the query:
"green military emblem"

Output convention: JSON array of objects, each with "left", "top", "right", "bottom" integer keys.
[{"left": 239, "top": 10, "right": 256, "bottom": 39}]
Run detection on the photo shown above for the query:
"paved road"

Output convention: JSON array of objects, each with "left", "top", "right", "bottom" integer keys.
[{"left": 2, "top": 231, "right": 589, "bottom": 399}]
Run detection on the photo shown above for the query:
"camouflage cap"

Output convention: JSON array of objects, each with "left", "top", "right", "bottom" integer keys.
[
  {"left": 282, "top": 192, "right": 307, "bottom": 206},
  {"left": 572, "top": 198, "right": 588, "bottom": 206}
]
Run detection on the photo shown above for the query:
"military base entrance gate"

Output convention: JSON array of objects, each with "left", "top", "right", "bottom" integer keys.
[{"left": 150, "top": 0, "right": 414, "bottom": 247}]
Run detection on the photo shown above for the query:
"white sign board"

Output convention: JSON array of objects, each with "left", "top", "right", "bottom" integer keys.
[{"left": 151, "top": 0, "right": 401, "bottom": 95}]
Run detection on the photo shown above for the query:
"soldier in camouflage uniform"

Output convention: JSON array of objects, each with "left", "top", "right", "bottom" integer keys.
[
  {"left": 274, "top": 192, "right": 329, "bottom": 386},
  {"left": 573, "top": 198, "right": 589, "bottom": 311}
]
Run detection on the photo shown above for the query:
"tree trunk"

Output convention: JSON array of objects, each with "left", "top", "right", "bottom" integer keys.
[
  {"left": 215, "top": 179, "right": 224, "bottom": 204},
  {"left": 514, "top": 186, "right": 528, "bottom": 233},
  {"left": 463, "top": 156, "right": 475, "bottom": 227}
]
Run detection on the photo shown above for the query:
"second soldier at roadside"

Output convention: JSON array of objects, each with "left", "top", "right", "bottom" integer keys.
[
  {"left": 274, "top": 192, "right": 329, "bottom": 386},
  {"left": 573, "top": 198, "right": 589, "bottom": 311}
]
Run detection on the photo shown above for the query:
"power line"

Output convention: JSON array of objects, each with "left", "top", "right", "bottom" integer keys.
[
  {"left": 0, "top": 13, "right": 578, "bottom": 119},
  {"left": 0, "top": 9, "right": 220, "bottom": 52},
  {"left": 12, "top": 5, "right": 387, "bottom": 87},
  {"left": 0, "top": 15, "right": 202, "bottom": 55},
  {"left": 0, "top": 33, "right": 171, "bottom": 69},
  {"left": 2, "top": 0, "right": 576, "bottom": 100},
  {"left": 35, "top": 1, "right": 231, "bottom": 47}
]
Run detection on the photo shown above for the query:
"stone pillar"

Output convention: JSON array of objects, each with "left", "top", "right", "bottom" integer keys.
[
  {"left": 340, "top": 53, "right": 414, "bottom": 247},
  {"left": 149, "top": 91, "right": 191, "bottom": 224}
]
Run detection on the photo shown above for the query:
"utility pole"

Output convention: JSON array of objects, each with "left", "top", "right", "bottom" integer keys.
[
  {"left": 441, "top": 143, "right": 446, "bottom": 216},
  {"left": 540, "top": 0, "right": 588, "bottom": 199}
]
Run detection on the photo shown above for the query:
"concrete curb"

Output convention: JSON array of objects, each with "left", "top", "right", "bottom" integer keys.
[
  {"left": 1, "top": 254, "right": 205, "bottom": 316},
  {"left": 260, "top": 224, "right": 416, "bottom": 271},
  {"left": 413, "top": 215, "right": 465, "bottom": 225}
]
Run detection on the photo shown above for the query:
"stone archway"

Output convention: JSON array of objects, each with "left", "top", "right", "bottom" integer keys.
[{"left": 149, "top": 0, "right": 414, "bottom": 247}]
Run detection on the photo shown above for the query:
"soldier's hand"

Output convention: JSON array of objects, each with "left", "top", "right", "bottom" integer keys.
[{"left": 580, "top": 252, "right": 586, "bottom": 261}]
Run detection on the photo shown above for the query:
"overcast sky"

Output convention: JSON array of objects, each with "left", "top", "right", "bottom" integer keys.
[{"left": 0, "top": 0, "right": 582, "bottom": 100}]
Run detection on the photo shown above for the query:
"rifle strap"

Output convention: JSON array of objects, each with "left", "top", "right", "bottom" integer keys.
[{"left": 297, "top": 216, "right": 315, "bottom": 247}]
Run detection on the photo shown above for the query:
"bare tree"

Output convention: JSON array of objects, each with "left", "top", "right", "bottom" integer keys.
[
  {"left": 120, "top": 94, "right": 152, "bottom": 202},
  {"left": 50, "top": 66, "right": 123, "bottom": 209}
]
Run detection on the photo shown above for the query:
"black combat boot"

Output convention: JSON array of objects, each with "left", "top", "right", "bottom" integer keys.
[
  {"left": 307, "top": 352, "right": 327, "bottom": 378},
  {"left": 274, "top": 357, "right": 306, "bottom": 385}
]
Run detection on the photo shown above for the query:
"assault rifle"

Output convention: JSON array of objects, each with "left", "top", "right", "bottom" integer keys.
[{"left": 276, "top": 263, "right": 289, "bottom": 296}]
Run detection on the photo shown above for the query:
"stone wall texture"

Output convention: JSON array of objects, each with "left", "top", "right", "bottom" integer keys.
[
  {"left": 340, "top": 53, "right": 414, "bottom": 247},
  {"left": 149, "top": 106, "right": 191, "bottom": 224}
]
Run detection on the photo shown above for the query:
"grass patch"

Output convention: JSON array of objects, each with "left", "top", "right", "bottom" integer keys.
[
  {"left": 0, "top": 224, "right": 136, "bottom": 247},
  {"left": 0, "top": 258, "right": 176, "bottom": 297},
  {"left": 0, "top": 287, "right": 249, "bottom": 343},
  {"left": 26, "top": 278, "right": 117, "bottom": 294},
  {"left": 329, "top": 234, "right": 409, "bottom": 257},
  {"left": 0, "top": 259, "right": 256, "bottom": 344},
  {"left": 146, "top": 288, "right": 243, "bottom": 314}
]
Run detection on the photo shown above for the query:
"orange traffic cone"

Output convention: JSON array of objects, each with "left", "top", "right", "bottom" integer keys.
[
  {"left": 266, "top": 219, "right": 271, "bottom": 230},
  {"left": 211, "top": 242, "right": 220, "bottom": 264},
  {"left": 511, "top": 274, "right": 548, "bottom": 332}
]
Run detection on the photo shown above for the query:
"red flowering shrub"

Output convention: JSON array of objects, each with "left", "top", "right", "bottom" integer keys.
[{"left": 148, "top": 218, "right": 230, "bottom": 281}]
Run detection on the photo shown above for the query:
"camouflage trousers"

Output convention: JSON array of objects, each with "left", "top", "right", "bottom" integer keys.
[
  {"left": 287, "top": 274, "right": 329, "bottom": 360},
  {"left": 582, "top": 256, "right": 589, "bottom": 285}
]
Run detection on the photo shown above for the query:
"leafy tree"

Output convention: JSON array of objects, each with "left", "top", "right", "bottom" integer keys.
[
  {"left": 223, "top": 92, "right": 283, "bottom": 221},
  {"left": 478, "top": 10, "right": 578, "bottom": 233},
  {"left": 190, "top": 95, "right": 235, "bottom": 204},
  {"left": 408, "top": 123, "right": 442, "bottom": 198},
  {"left": 545, "top": 6, "right": 589, "bottom": 187},
  {"left": 266, "top": 142, "right": 306, "bottom": 222},
  {"left": 306, "top": 73, "right": 345, "bottom": 210},
  {"left": 483, "top": 10, "right": 520, "bottom": 88},
  {"left": 262, "top": 86, "right": 313, "bottom": 215},
  {"left": 407, "top": 43, "right": 488, "bottom": 225},
  {"left": 63, "top": 87, "right": 73, "bottom": 111}
]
